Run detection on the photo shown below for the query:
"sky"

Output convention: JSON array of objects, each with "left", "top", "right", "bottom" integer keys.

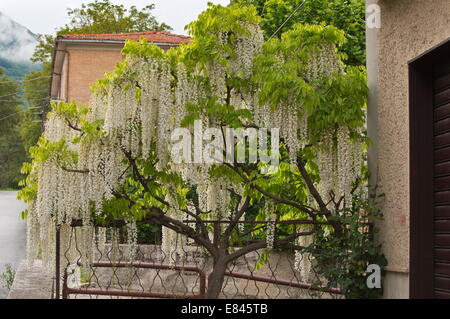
[{"left": 0, "top": 0, "right": 231, "bottom": 36}]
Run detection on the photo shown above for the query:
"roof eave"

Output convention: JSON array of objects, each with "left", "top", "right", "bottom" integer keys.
[
  {"left": 49, "top": 40, "right": 63, "bottom": 100},
  {"left": 56, "top": 38, "right": 183, "bottom": 46}
]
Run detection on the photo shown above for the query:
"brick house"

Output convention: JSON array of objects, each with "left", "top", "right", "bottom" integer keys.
[{"left": 49, "top": 31, "right": 190, "bottom": 105}]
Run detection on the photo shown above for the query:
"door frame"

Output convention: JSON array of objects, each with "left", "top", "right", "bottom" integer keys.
[{"left": 409, "top": 38, "right": 450, "bottom": 299}]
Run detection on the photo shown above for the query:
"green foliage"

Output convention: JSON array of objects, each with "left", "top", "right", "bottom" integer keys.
[
  {"left": 30, "top": 35, "right": 56, "bottom": 65},
  {"left": 0, "top": 264, "right": 16, "bottom": 291},
  {"left": 184, "top": 4, "right": 260, "bottom": 70},
  {"left": 29, "top": 136, "right": 78, "bottom": 168},
  {"left": 0, "top": 134, "right": 27, "bottom": 189},
  {"left": 253, "top": 23, "right": 367, "bottom": 141},
  {"left": 0, "top": 68, "right": 28, "bottom": 189},
  {"left": 233, "top": 0, "right": 366, "bottom": 66},
  {"left": 122, "top": 39, "right": 168, "bottom": 60},
  {"left": 60, "top": 0, "right": 171, "bottom": 36},
  {"left": 0, "top": 68, "right": 21, "bottom": 135},
  {"left": 253, "top": 23, "right": 344, "bottom": 110},
  {"left": 136, "top": 223, "right": 161, "bottom": 244},
  {"left": 15, "top": 102, "right": 88, "bottom": 204},
  {"left": 20, "top": 64, "right": 51, "bottom": 156},
  {"left": 255, "top": 249, "right": 270, "bottom": 270},
  {"left": 306, "top": 190, "right": 387, "bottom": 299},
  {"left": 17, "top": 162, "right": 37, "bottom": 218}
]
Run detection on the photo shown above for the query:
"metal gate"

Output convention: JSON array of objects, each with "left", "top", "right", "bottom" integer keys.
[{"left": 53, "top": 220, "right": 342, "bottom": 299}]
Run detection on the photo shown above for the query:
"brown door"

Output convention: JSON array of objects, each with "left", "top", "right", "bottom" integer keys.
[
  {"left": 433, "top": 58, "right": 450, "bottom": 298},
  {"left": 410, "top": 39, "right": 450, "bottom": 299}
]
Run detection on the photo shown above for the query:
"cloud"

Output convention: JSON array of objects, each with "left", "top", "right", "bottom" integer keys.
[
  {"left": 0, "top": 0, "right": 231, "bottom": 63},
  {"left": 0, "top": 11, "right": 37, "bottom": 62},
  {"left": 0, "top": 0, "right": 230, "bottom": 36}
]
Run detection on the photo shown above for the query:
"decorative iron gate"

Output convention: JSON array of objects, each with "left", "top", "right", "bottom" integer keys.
[{"left": 53, "top": 220, "right": 343, "bottom": 299}]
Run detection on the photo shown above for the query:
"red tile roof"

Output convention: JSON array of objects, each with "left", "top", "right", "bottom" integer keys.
[{"left": 57, "top": 31, "right": 190, "bottom": 45}]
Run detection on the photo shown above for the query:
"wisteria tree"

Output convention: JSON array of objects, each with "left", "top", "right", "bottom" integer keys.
[{"left": 18, "top": 4, "right": 384, "bottom": 299}]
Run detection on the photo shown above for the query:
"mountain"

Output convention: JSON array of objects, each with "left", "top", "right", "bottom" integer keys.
[
  {"left": 0, "top": 56, "right": 40, "bottom": 81},
  {"left": 0, "top": 11, "right": 41, "bottom": 81}
]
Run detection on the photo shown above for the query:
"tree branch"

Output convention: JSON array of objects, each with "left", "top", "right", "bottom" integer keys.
[
  {"left": 61, "top": 167, "right": 89, "bottom": 174},
  {"left": 296, "top": 156, "right": 330, "bottom": 217},
  {"left": 224, "top": 162, "right": 317, "bottom": 218},
  {"left": 122, "top": 148, "right": 211, "bottom": 245},
  {"left": 65, "top": 118, "right": 85, "bottom": 136},
  {"left": 226, "top": 228, "right": 315, "bottom": 263},
  {"left": 223, "top": 195, "right": 250, "bottom": 240}
]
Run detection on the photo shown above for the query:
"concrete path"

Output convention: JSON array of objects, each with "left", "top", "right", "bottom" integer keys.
[
  {"left": 7, "top": 261, "right": 53, "bottom": 299},
  {"left": 0, "top": 191, "right": 27, "bottom": 298}
]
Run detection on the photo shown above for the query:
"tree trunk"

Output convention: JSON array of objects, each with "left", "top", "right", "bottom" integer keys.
[
  {"left": 206, "top": 257, "right": 228, "bottom": 299},
  {"left": 331, "top": 221, "right": 344, "bottom": 238}
]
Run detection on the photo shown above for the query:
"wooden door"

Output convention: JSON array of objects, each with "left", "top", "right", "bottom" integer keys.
[
  {"left": 433, "top": 58, "right": 450, "bottom": 298},
  {"left": 410, "top": 39, "right": 450, "bottom": 299}
]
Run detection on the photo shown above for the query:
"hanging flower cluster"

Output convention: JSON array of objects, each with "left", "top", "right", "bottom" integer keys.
[
  {"left": 264, "top": 201, "right": 276, "bottom": 249},
  {"left": 316, "top": 127, "right": 362, "bottom": 205},
  {"left": 294, "top": 225, "right": 314, "bottom": 282}
]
